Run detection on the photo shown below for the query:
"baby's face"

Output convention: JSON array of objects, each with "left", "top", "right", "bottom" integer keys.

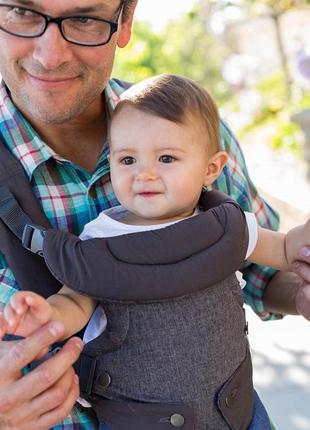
[{"left": 109, "top": 105, "right": 211, "bottom": 224}]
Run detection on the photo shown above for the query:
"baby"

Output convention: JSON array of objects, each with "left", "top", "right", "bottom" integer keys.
[{"left": 1, "top": 74, "right": 309, "bottom": 430}]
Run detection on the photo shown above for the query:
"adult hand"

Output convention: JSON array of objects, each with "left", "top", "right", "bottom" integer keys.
[
  {"left": 292, "top": 246, "right": 310, "bottom": 321},
  {"left": 264, "top": 245, "right": 310, "bottom": 321},
  {"left": 0, "top": 321, "right": 83, "bottom": 430}
]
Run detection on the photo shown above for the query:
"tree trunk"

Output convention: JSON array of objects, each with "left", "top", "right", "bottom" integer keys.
[{"left": 271, "top": 13, "right": 292, "bottom": 100}]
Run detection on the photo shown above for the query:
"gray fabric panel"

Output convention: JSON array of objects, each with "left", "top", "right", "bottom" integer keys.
[{"left": 85, "top": 275, "right": 250, "bottom": 429}]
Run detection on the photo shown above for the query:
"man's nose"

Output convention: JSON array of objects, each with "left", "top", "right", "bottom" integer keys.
[{"left": 32, "top": 23, "right": 73, "bottom": 70}]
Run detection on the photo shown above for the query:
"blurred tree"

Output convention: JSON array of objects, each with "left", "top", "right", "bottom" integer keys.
[
  {"left": 113, "top": 6, "right": 231, "bottom": 103},
  {"left": 246, "top": 0, "right": 310, "bottom": 99},
  {"left": 206, "top": 0, "right": 310, "bottom": 99},
  {"left": 160, "top": 8, "right": 231, "bottom": 102}
]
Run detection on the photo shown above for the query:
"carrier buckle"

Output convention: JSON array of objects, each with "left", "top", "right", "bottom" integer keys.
[{"left": 22, "top": 224, "right": 46, "bottom": 256}]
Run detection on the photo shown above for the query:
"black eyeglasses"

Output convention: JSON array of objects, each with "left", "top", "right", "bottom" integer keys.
[{"left": 0, "top": 3, "right": 123, "bottom": 46}]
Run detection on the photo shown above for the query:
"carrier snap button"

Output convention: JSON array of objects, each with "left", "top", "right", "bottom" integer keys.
[
  {"left": 170, "top": 413, "right": 185, "bottom": 427},
  {"left": 225, "top": 388, "right": 238, "bottom": 408},
  {"left": 98, "top": 372, "right": 111, "bottom": 389}
]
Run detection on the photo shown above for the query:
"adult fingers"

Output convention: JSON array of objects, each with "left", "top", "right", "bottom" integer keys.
[
  {"left": 0, "top": 335, "right": 83, "bottom": 413},
  {"left": 0, "top": 321, "right": 65, "bottom": 379},
  {"left": 296, "top": 283, "right": 310, "bottom": 321},
  {"left": 292, "top": 259, "right": 310, "bottom": 284},
  {"left": 10, "top": 366, "right": 79, "bottom": 428},
  {"left": 35, "top": 373, "right": 80, "bottom": 430},
  {"left": 297, "top": 246, "right": 310, "bottom": 263}
]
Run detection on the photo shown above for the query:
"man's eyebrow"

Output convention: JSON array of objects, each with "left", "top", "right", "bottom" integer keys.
[
  {"left": 63, "top": 4, "right": 113, "bottom": 15},
  {"left": 8, "top": 0, "right": 113, "bottom": 14},
  {"left": 7, "top": 0, "right": 37, "bottom": 6}
]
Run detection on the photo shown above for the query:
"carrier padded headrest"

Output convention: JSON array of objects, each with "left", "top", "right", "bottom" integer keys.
[{"left": 42, "top": 191, "right": 249, "bottom": 303}]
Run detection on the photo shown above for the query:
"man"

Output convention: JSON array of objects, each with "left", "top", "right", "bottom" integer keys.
[{"left": 0, "top": 1, "right": 309, "bottom": 429}]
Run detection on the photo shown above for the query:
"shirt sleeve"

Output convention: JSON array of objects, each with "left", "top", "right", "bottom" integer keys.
[
  {"left": 244, "top": 212, "right": 258, "bottom": 259},
  {"left": 212, "top": 119, "right": 281, "bottom": 320}
]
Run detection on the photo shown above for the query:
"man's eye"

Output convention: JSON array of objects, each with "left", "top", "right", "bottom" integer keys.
[
  {"left": 13, "top": 7, "right": 28, "bottom": 16},
  {"left": 69, "top": 16, "right": 94, "bottom": 25},
  {"left": 159, "top": 155, "right": 176, "bottom": 163},
  {"left": 11, "top": 7, "right": 36, "bottom": 17},
  {"left": 120, "top": 157, "right": 135, "bottom": 165}
]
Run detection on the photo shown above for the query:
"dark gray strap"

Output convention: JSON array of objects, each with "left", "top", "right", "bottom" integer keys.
[{"left": 0, "top": 186, "right": 33, "bottom": 239}]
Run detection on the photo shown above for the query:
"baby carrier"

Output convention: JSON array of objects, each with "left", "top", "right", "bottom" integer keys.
[{"left": 0, "top": 112, "right": 254, "bottom": 430}]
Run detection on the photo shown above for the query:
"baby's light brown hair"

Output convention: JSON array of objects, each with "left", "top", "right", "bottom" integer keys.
[{"left": 113, "top": 74, "right": 221, "bottom": 154}]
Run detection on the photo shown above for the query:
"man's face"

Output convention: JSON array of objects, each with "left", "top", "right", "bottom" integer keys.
[{"left": 0, "top": 0, "right": 136, "bottom": 124}]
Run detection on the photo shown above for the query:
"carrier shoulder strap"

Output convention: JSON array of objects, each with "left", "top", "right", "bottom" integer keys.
[{"left": 0, "top": 137, "right": 62, "bottom": 296}]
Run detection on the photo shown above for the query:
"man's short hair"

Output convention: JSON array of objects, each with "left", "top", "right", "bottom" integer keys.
[
  {"left": 114, "top": 74, "right": 221, "bottom": 153},
  {"left": 122, "top": 0, "right": 136, "bottom": 21}
]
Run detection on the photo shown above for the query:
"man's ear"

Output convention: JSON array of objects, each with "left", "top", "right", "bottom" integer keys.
[
  {"left": 204, "top": 151, "right": 228, "bottom": 187},
  {"left": 117, "top": 1, "right": 138, "bottom": 48}
]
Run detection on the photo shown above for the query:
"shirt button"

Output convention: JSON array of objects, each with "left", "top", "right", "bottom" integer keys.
[
  {"left": 98, "top": 372, "right": 111, "bottom": 389},
  {"left": 170, "top": 413, "right": 185, "bottom": 427}
]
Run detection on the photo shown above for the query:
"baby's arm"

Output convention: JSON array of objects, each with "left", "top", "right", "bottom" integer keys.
[
  {"left": 1, "top": 288, "right": 96, "bottom": 341},
  {"left": 248, "top": 219, "right": 310, "bottom": 271},
  {"left": 48, "top": 286, "right": 97, "bottom": 340}
]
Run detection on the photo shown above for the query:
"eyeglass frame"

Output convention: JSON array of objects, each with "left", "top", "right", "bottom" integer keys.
[{"left": 0, "top": 2, "right": 124, "bottom": 47}]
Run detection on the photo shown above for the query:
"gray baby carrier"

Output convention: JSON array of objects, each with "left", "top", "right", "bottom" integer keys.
[{"left": 0, "top": 127, "right": 254, "bottom": 429}]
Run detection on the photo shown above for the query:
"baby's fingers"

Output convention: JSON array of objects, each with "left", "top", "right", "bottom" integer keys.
[
  {"left": 10, "top": 292, "right": 31, "bottom": 315},
  {"left": 3, "top": 302, "right": 22, "bottom": 333},
  {"left": 0, "top": 310, "right": 9, "bottom": 338}
]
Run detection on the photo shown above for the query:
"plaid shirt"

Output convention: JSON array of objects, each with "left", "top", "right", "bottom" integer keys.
[{"left": 0, "top": 79, "right": 280, "bottom": 429}]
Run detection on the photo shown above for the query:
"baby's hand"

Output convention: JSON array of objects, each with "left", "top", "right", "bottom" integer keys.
[
  {"left": 2, "top": 291, "right": 54, "bottom": 338},
  {"left": 286, "top": 219, "right": 310, "bottom": 268}
]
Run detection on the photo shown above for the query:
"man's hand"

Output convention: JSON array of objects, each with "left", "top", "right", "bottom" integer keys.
[
  {"left": 0, "top": 321, "right": 82, "bottom": 430},
  {"left": 263, "top": 246, "right": 310, "bottom": 321},
  {"left": 293, "top": 246, "right": 310, "bottom": 320}
]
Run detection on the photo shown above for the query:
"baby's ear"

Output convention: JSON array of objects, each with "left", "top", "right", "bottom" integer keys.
[{"left": 204, "top": 151, "right": 228, "bottom": 187}]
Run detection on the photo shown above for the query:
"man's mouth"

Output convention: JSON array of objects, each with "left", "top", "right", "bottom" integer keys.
[{"left": 25, "top": 71, "right": 78, "bottom": 87}]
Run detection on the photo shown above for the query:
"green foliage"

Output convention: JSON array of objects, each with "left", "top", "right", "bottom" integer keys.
[
  {"left": 228, "top": 0, "right": 310, "bottom": 16},
  {"left": 112, "top": 21, "right": 164, "bottom": 84},
  {"left": 237, "top": 72, "right": 307, "bottom": 155},
  {"left": 271, "top": 117, "right": 303, "bottom": 154},
  {"left": 112, "top": 9, "right": 231, "bottom": 103}
]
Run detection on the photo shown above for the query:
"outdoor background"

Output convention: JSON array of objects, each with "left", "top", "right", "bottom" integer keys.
[{"left": 114, "top": 1, "right": 310, "bottom": 429}]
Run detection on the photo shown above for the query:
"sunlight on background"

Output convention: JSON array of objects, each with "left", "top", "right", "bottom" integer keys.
[{"left": 135, "top": 0, "right": 196, "bottom": 30}]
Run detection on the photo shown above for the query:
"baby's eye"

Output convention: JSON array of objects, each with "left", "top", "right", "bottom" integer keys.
[
  {"left": 120, "top": 156, "right": 135, "bottom": 165},
  {"left": 159, "top": 155, "right": 176, "bottom": 163}
]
